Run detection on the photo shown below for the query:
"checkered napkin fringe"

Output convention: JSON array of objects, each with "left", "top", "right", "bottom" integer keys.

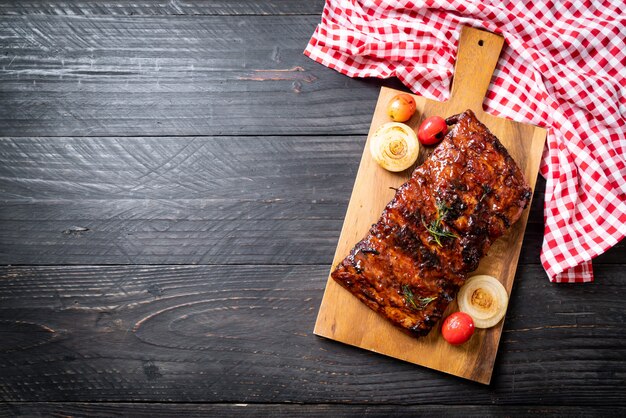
[{"left": 304, "top": 0, "right": 626, "bottom": 283}]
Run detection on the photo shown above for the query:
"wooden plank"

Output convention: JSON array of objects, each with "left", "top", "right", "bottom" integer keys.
[
  {"left": 0, "top": 264, "right": 624, "bottom": 403},
  {"left": 0, "top": 136, "right": 362, "bottom": 200},
  {"left": 1, "top": 403, "right": 624, "bottom": 417},
  {"left": 0, "top": 1, "right": 325, "bottom": 16},
  {"left": 0, "top": 135, "right": 355, "bottom": 265},
  {"left": 0, "top": 15, "right": 378, "bottom": 137},
  {"left": 314, "top": 27, "right": 547, "bottom": 384},
  {"left": 0, "top": 201, "right": 343, "bottom": 265}
]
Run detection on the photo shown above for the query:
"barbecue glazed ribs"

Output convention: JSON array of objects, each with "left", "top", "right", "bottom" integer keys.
[{"left": 331, "top": 110, "right": 532, "bottom": 337}]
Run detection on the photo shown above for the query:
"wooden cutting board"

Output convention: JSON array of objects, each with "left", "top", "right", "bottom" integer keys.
[{"left": 314, "top": 26, "right": 547, "bottom": 384}]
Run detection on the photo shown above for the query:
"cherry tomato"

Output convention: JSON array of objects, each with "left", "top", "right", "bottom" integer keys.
[
  {"left": 441, "top": 312, "right": 475, "bottom": 345},
  {"left": 418, "top": 116, "right": 448, "bottom": 145},
  {"left": 387, "top": 94, "right": 416, "bottom": 122}
]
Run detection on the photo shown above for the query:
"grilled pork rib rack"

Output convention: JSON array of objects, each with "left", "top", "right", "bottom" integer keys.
[{"left": 331, "top": 110, "right": 532, "bottom": 337}]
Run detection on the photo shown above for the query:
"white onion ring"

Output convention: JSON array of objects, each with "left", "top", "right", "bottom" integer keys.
[
  {"left": 369, "top": 122, "right": 419, "bottom": 172},
  {"left": 457, "top": 275, "right": 509, "bottom": 329}
]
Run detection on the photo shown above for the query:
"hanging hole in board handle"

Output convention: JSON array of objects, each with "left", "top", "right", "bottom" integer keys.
[{"left": 478, "top": 39, "right": 484, "bottom": 46}]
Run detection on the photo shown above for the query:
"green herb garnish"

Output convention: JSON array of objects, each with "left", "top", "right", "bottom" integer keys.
[
  {"left": 402, "top": 285, "right": 437, "bottom": 311},
  {"left": 422, "top": 201, "right": 458, "bottom": 247}
]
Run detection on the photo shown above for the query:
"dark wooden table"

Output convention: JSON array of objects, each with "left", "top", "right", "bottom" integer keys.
[{"left": 1, "top": 1, "right": 624, "bottom": 416}]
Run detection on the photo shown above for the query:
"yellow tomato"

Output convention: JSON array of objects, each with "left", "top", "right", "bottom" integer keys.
[{"left": 387, "top": 94, "right": 416, "bottom": 122}]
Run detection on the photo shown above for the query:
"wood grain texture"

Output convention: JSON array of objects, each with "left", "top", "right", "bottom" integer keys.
[
  {"left": 315, "top": 27, "right": 547, "bottom": 384},
  {"left": 0, "top": 264, "right": 624, "bottom": 404},
  {"left": 0, "top": 1, "right": 325, "bottom": 16},
  {"left": 0, "top": 135, "right": 356, "bottom": 265},
  {"left": 1, "top": 403, "right": 624, "bottom": 417},
  {"left": 0, "top": 14, "right": 378, "bottom": 137},
  {"left": 0, "top": 136, "right": 361, "bottom": 200}
]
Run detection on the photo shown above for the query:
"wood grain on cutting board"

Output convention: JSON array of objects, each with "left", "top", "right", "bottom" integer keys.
[{"left": 314, "top": 27, "right": 547, "bottom": 384}]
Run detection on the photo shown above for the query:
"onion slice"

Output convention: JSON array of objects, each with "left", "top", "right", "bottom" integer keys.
[
  {"left": 369, "top": 122, "right": 419, "bottom": 172},
  {"left": 457, "top": 275, "right": 509, "bottom": 329}
]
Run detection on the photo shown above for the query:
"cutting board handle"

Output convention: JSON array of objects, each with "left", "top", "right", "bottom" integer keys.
[{"left": 450, "top": 27, "right": 505, "bottom": 112}]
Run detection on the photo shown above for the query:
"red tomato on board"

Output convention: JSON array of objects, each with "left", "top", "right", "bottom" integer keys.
[
  {"left": 441, "top": 312, "right": 475, "bottom": 345},
  {"left": 418, "top": 116, "right": 448, "bottom": 145}
]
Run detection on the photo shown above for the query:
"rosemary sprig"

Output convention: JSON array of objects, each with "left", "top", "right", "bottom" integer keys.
[
  {"left": 402, "top": 285, "right": 437, "bottom": 311},
  {"left": 422, "top": 200, "right": 458, "bottom": 247},
  {"left": 422, "top": 218, "right": 458, "bottom": 246},
  {"left": 435, "top": 200, "right": 451, "bottom": 220}
]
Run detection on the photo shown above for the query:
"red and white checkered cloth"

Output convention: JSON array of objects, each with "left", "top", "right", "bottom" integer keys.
[{"left": 305, "top": 0, "right": 626, "bottom": 283}]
